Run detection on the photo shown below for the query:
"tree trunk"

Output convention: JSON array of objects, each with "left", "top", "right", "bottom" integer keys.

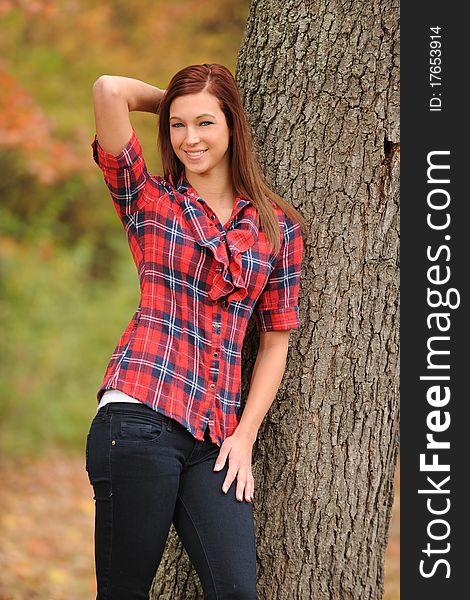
[{"left": 151, "top": 0, "right": 400, "bottom": 598}]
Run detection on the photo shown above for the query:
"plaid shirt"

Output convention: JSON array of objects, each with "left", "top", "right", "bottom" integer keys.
[{"left": 91, "top": 129, "right": 304, "bottom": 446}]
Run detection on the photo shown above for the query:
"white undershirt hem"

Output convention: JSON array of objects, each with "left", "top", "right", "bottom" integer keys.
[{"left": 97, "top": 389, "right": 142, "bottom": 412}]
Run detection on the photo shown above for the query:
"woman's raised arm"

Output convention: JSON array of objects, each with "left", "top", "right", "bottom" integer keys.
[{"left": 92, "top": 75, "right": 165, "bottom": 155}]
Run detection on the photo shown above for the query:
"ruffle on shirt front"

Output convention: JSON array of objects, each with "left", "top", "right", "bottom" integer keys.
[{"left": 168, "top": 173, "right": 261, "bottom": 306}]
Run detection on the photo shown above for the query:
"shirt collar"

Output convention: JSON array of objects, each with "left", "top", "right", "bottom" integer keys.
[
  {"left": 169, "top": 171, "right": 251, "bottom": 209},
  {"left": 167, "top": 172, "right": 260, "bottom": 305}
]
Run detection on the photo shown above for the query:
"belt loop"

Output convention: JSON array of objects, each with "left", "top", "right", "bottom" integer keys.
[{"left": 166, "top": 416, "right": 172, "bottom": 432}]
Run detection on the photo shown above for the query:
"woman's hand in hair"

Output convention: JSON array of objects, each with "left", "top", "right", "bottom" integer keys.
[{"left": 213, "top": 430, "right": 255, "bottom": 503}]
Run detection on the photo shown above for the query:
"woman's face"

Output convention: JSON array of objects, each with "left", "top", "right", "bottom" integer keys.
[{"left": 169, "top": 90, "right": 232, "bottom": 177}]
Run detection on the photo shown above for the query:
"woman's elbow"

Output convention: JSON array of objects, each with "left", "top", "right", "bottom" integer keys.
[
  {"left": 92, "top": 75, "right": 120, "bottom": 100},
  {"left": 258, "top": 330, "right": 291, "bottom": 352}
]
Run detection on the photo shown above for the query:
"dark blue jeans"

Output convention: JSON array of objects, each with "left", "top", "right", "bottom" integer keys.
[{"left": 85, "top": 401, "right": 258, "bottom": 599}]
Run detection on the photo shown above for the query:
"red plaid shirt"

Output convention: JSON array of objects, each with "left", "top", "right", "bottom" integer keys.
[{"left": 91, "top": 130, "right": 304, "bottom": 446}]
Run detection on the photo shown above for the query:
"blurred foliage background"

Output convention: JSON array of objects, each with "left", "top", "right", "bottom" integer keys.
[{"left": 0, "top": 0, "right": 250, "bottom": 456}]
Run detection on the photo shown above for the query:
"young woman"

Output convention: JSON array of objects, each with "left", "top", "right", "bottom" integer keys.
[{"left": 86, "top": 63, "right": 306, "bottom": 599}]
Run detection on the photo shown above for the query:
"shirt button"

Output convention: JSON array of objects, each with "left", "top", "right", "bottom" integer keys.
[
  {"left": 213, "top": 352, "right": 218, "bottom": 357},
  {"left": 210, "top": 383, "right": 215, "bottom": 389},
  {"left": 210, "top": 214, "right": 215, "bottom": 220},
  {"left": 216, "top": 265, "right": 222, "bottom": 273}
]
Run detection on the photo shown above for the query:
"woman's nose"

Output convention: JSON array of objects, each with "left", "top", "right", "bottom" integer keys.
[{"left": 185, "top": 129, "right": 201, "bottom": 144}]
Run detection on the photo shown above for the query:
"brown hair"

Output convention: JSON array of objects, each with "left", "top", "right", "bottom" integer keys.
[{"left": 157, "top": 63, "right": 308, "bottom": 255}]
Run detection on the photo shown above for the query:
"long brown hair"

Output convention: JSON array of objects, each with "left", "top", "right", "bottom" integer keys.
[{"left": 157, "top": 63, "right": 307, "bottom": 255}]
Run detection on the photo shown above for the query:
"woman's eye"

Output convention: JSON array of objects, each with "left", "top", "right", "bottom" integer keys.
[{"left": 171, "top": 121, "right": 213, "bottom": 128}]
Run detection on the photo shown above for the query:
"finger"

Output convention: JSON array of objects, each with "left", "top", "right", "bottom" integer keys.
[
  {"left": 213, "top": 450, "right": 228, "bottom": 471},
  {"left": 235, "top": 474, "right": 247, "bottom": 502},
  {"left": 222, "top": 467, "right": 238, "bottom": 494},
  {"left": 245, "top": 474, "right": 255, "bottom": 502},
  {"left": 244, "top": 474, "right": 254, "bottom": 502}
]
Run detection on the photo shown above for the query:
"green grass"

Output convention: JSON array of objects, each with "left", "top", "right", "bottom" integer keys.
[{"left": 0, "top": 234, "right": 141, "bottom": 456}]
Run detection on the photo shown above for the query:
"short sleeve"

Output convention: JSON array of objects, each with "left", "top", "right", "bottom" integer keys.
[
  {"left": 254, "top": 216, "right": 304, "bottom": 332},
  {"left": 91, "top": 129, "right": 153, "bottom": 222}
]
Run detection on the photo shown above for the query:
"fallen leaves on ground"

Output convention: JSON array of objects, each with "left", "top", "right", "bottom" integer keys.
[{"left": 0, "top": 454, "right": 95, "bottom": 600}]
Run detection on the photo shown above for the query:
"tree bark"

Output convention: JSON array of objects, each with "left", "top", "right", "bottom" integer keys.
[{"left": 151, "top": 0, "right": 399, "bottom": 598}]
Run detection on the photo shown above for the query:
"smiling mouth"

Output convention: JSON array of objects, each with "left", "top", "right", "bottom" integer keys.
[{"left": 184, "top": 150, "right": 207, "bottom": 158}]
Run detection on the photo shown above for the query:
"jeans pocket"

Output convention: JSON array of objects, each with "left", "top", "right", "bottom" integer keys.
[{"left": 116, "top": 414, "right": 166, "bottom": 445}]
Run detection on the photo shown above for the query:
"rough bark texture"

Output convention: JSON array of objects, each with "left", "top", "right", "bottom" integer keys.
[{"left": 151, "top": 0, "right": 400, "bottom": 598}]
